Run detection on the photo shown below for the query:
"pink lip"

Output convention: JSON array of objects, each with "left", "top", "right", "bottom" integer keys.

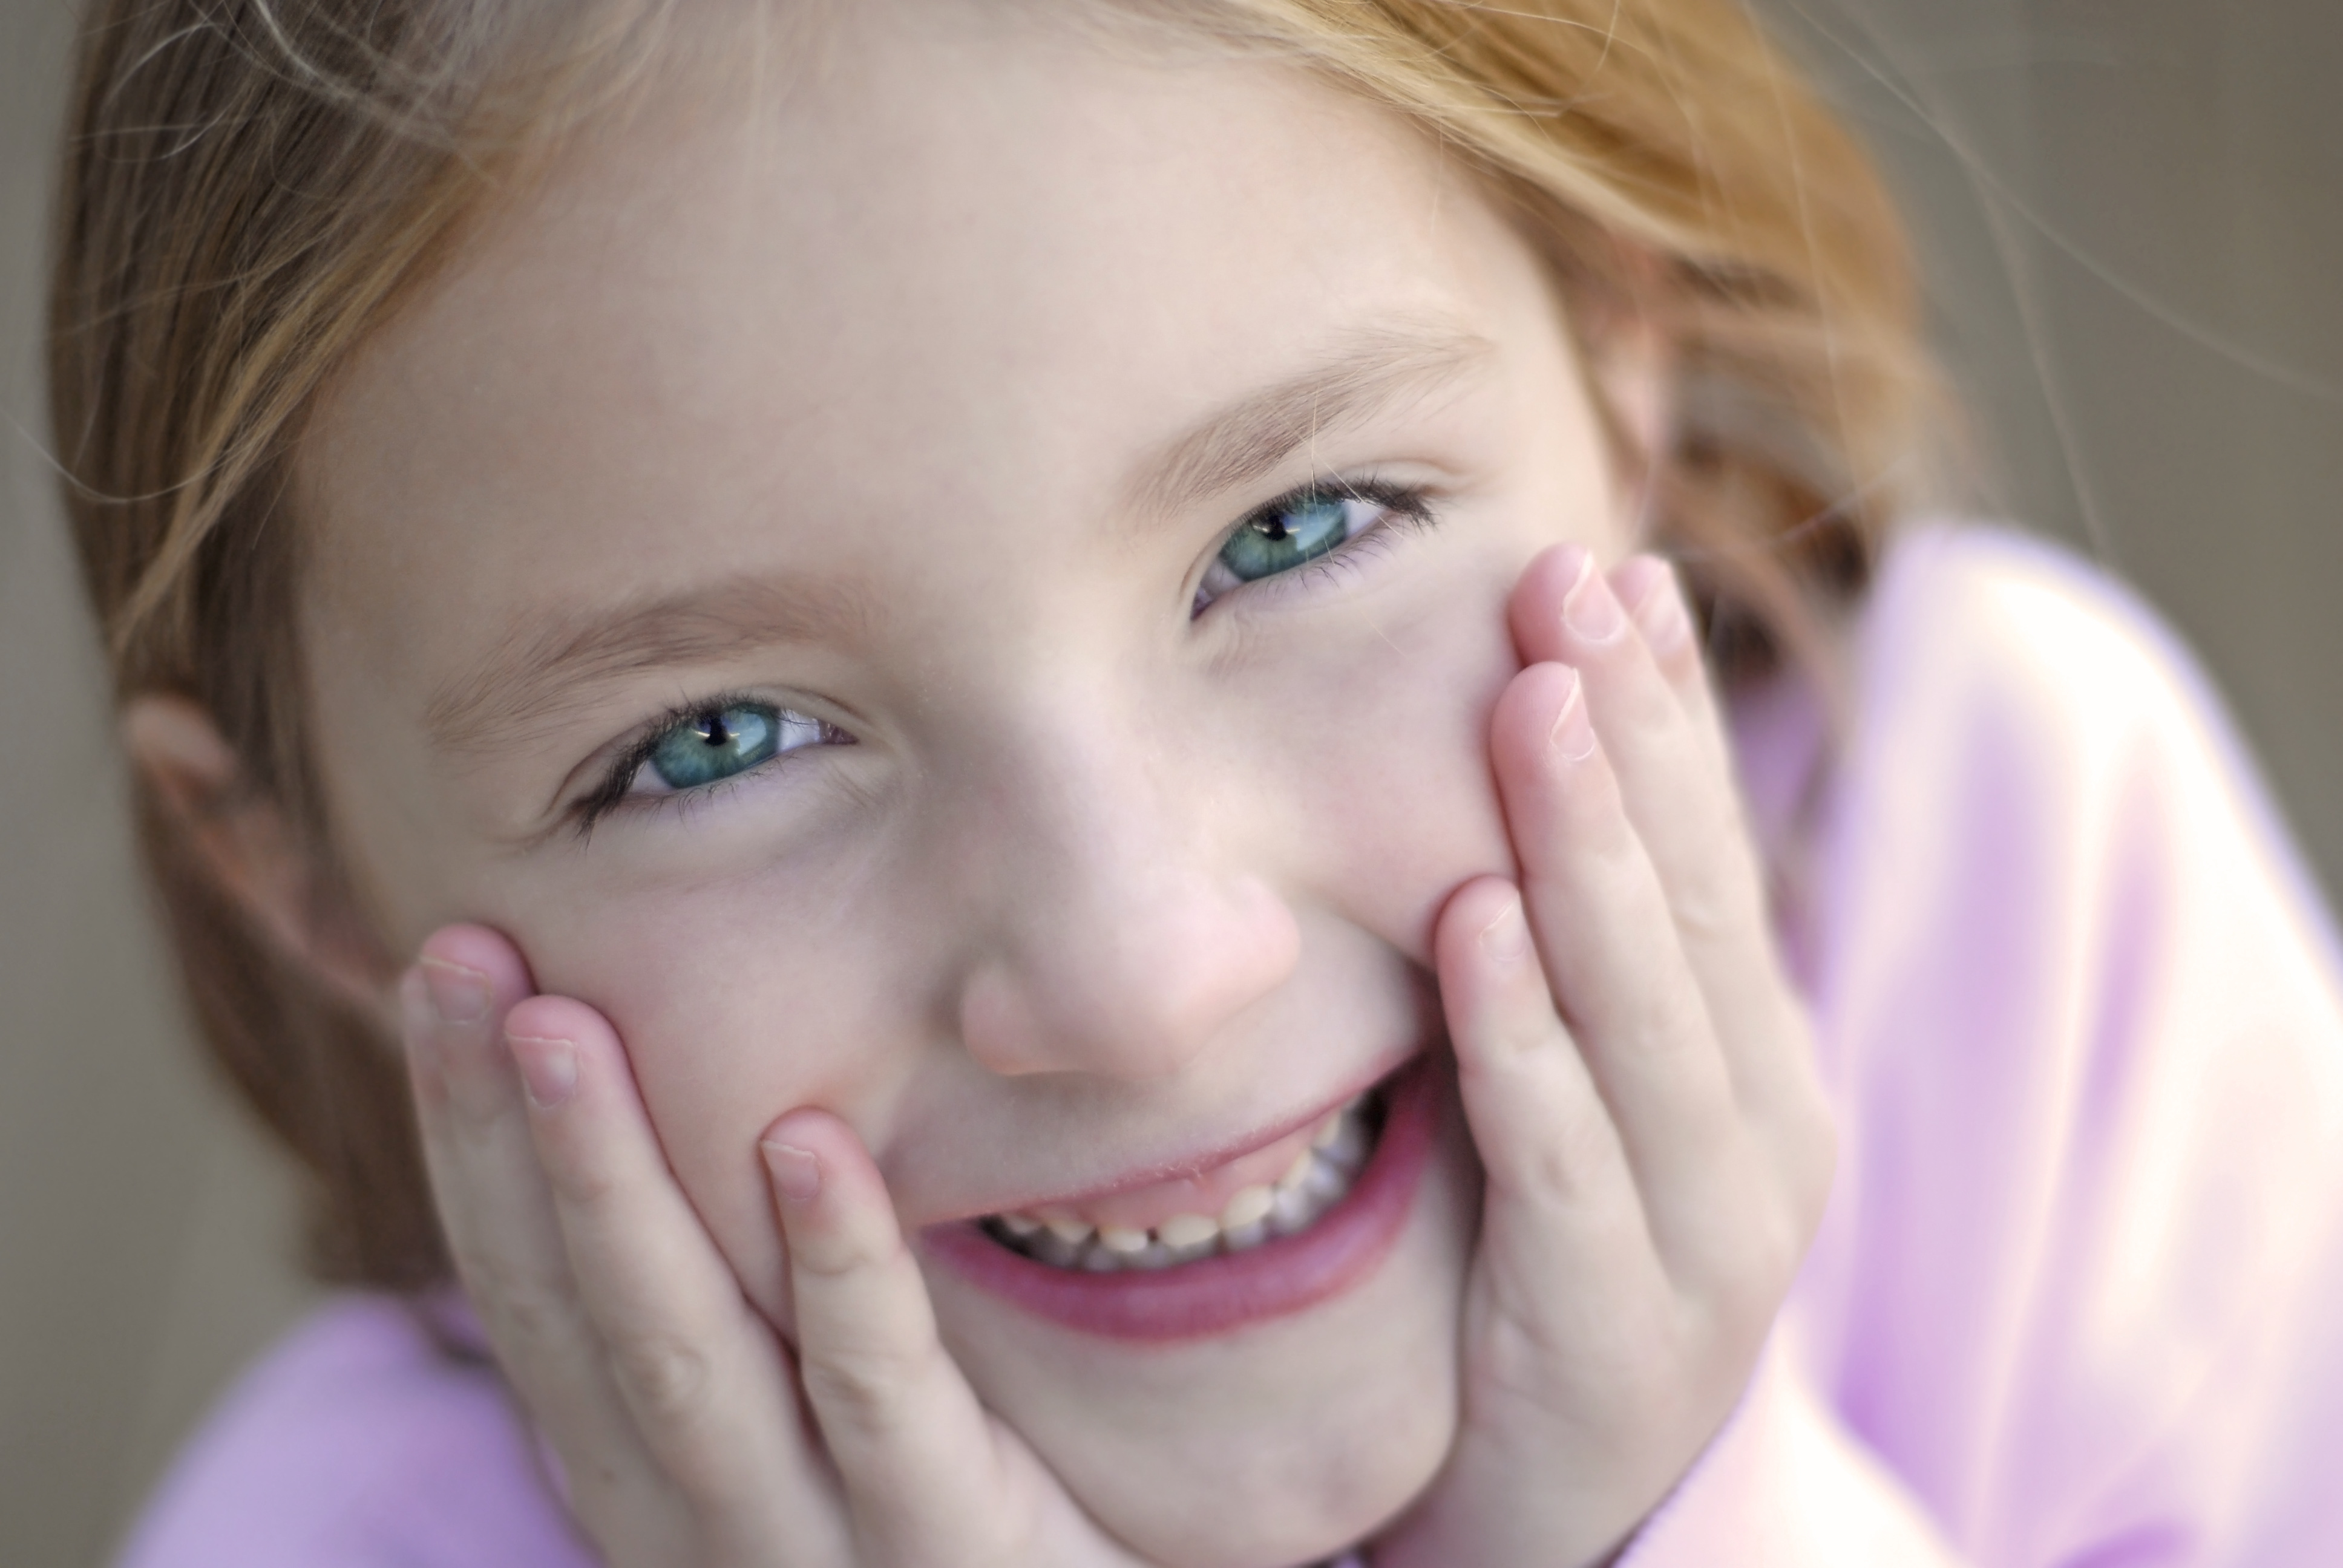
[
  {"left": 962, "top": 1052, "right": 1415, "bottom": 1221},
  {"left": 921, "top": 1054, "right": 1437, "bottom": 1342}
]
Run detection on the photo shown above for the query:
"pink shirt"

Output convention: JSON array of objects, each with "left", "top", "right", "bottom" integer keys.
[{"left": 117, "top": 526, "right": 2343, "bottom": 1567}]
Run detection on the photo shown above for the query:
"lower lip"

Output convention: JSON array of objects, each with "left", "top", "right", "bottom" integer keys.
[{"left": 922, "top": 1056, "right": 1437, "bottom": 1342}]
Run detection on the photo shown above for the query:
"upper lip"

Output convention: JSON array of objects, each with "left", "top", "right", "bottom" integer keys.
[{"left": 932, "top": 1044, "right": 1418, "bottom": 1226}]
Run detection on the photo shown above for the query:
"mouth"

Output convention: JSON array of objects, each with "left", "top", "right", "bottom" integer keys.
[
  {"left": 981, "top": 1085, "right": 1380, "bottom": 1271},
  {"left": 923, "top": 1053, "right": 1437, "bottom": 1341}
]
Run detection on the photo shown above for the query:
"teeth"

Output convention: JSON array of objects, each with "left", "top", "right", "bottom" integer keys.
[
  {"left": 1268, "top": 1180, "right": 1319, "bottom": 1235},
  {"left": 1130, "top": 1239, "right": 1178, "bottom": 1269},
  {"left": 988, "top": 1095, "right": 1381, "bottom": 1273},
  {"left": 1302, "top": 1156, "right": 1350, "bottom": 1203},
  {"left": 1221, "top": 1217, "right": 1270, "bottom": 1252},
  {"left": 1029, "top": 1226, "right": 1088, "bottom": 1268},
  {"left": 1162, "top": 1232, "right": 1219, "bottom": 1264},
  {"left": 1097, "top": 1223, "right": 1150, "bottom": 1255},
  {"left": 1158, "top": 1212, "right": 1220, "bottom": 1250},
  {"left": 1218, "top": 1184, "right": 1274, "bottom": 1232},
  {"left": 1315, "top": 1110, "right": 1369, "bottom": 1174}
]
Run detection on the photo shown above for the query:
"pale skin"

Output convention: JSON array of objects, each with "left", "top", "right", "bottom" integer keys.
[{"left": 125, "top": 4, "right": 1833, "bottom": 1565}]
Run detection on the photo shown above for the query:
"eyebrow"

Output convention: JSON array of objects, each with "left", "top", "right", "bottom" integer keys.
[
  {"left": 1124, "top": 319, "right": 1498, "bottom": 523},
  {"left": 425, "top": 575, "right": 870, "bottom": 759},
  {"left": 425, "top": 318, "right": 1496, "bottom": 761}
]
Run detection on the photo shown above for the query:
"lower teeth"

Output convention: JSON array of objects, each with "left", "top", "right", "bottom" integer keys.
[{"left": 983, "top": 1091, "right": 1384, "bottom": 1273}]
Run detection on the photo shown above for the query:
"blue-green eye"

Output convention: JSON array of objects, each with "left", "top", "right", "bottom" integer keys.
[
  {"left": 631, "top": 702, "right": 830, "bottom": 794},
  {"left": 1216, "top": 492, "right": 1358, "bottom": 584},
  {"left": 1193, "top": 482, "right": 1429, "bottom": 615}
]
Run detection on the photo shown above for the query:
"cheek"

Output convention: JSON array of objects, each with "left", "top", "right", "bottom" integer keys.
[
  {"left": 487, "top": 851, "right": 928, "bottom": 1310},
  {"left": 1244, "top": 558, "right": 1525, "bottom": 963}
]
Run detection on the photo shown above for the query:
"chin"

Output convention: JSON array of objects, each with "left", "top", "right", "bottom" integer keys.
[{"left": 923, "top": 1059, "right": 1481, "bottom": 1567}]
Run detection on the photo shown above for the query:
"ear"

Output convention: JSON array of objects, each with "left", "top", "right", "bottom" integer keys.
[
  {"left": 122, "top": 694, "right": 389, "bottom": 1017},
  {"left": 1580, "top": 248, "right": 1677, "bottom": 542},
  {"left": 1589, "top": 311, "right": 1672, "bottom": 477}
]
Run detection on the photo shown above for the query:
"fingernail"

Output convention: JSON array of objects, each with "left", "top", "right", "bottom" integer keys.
[
  {"left": 763, "top": 1140, "right": 822, "bottom": 1204},
  {"left": 1550, "top": 669, "right": 1598, "bottom": 762},
  {"left": 1562, "top": 552, "right": 1624, "bottom": 643},
  {"left": 508, "top": 1034, "right": 577, "bottom": 1109},
  {"left": 1630, "top": 569, "right": 1690, "bottom": 656},
  {"left": 1477, "top": 898, "right": 1532, "bottom": 963},
  {"left": 419, "top": 956, "right": 491, "bottom": 1026}
]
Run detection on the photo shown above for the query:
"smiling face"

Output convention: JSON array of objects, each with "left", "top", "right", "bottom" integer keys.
[{"left": 297, "top": 1, "right": 1640, "bottom": 1559}]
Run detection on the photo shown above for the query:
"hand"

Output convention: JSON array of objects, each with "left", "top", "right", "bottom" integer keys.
[
  {"left": 399, "top": 933, "right": 1155, "bottom": 1567},
  {"left": 1373, "top": 547, "right": 1837, "bottom": 1568}
]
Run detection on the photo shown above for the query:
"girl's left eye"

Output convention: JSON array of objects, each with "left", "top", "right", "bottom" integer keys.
[
  {"left": 1194, "top": 481, "right": 1430, "bottom": 613},
  {"left": 615, "top": 701, "right": 841, "bottom": 801}
]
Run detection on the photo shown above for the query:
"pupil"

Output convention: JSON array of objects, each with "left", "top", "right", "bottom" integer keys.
[{"left": 697, "top": 714, "right": 732, "bottom": 748}]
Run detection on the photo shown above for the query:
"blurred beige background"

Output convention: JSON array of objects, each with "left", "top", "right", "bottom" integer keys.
[{"left": 2, "top": 0, "right": 2338, "bottom": 1564}]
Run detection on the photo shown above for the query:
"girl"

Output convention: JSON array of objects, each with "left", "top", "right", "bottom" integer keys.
[{"left": 56, "top": 1, "right": 2343, "bottom": 1564}]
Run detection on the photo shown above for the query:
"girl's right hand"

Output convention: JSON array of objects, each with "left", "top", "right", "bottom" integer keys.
[{"left": 399, "top": 926, "right": 1153, "bottom": 1568}]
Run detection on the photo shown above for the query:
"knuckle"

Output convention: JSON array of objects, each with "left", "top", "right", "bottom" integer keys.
[
  {"left": 1711, "top": 1184, "right": 1808, "bottom": 1311},
  {"left": 800, "top": 1339, "right": 929, "bottom": 1434},
  {"left": 493, "top": 1279, "right": 585, "bottom": 1350},
  {"left": 792, "top": 1224, "right": 897, "bottom": 1285},
  {"left": 544, "top": 1148, "right": 621, "bottom": 1210},
  {"left": 608, "top": 1332, "right": 716, "bottom": 1429},
  {"left": 1516, "top": 1093, "right": 1617, "bottom": 1201},
  {"left": 452, "top": 1243, "right": 556, "bottom": 1321},
  {"left": 1472, "top": 1307, "right": 1571, "bottom": 1396},
  {"left": 1671, "top": 823, "right": 1765, "bottom": 937},
  {"left": 1488, "top": 996, "right": 1565, "bottom": 1065},
  {"left": 461, "top": 1262, "right": 593, "bottom": 1366},
  {"left": 1667, "top": 868, "right": 1749, "bottom": 947},
  {"left": 1628, "top": 978, "right": 1712, "bottom": 1060}
]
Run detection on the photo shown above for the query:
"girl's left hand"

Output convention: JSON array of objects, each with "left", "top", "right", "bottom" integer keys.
[{"left": 1373, "top": 547, "right": 1837, "bottom": 1568}]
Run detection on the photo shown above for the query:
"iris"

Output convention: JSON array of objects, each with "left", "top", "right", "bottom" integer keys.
[
  {"left": 645, "top": 703, "right": 785, "bottom": 790},
  {"left": 1215, "top": 492, "right": 1360, "bottom": 583}
]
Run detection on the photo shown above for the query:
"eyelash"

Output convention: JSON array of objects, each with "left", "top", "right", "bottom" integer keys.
[{"left": 568, "top": 472, "right": 1440, "bottom": 833}]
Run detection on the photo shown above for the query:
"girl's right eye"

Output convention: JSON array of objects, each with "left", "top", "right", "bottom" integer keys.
[{"left": 628, "top": 702, "right": 838, "bottom": 796}]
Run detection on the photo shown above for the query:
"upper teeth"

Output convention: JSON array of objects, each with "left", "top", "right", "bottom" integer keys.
[{"left": 988, "top": 1098, "right": 1373, "bottom": 1273}]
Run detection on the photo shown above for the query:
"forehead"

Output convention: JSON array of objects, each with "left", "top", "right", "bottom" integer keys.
[{"left": 302, "top": 1, "right": 1548, "bottom": 647}]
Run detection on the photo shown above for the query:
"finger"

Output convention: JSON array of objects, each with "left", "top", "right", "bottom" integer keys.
[
  {"left": 1610, "top": 558, "right": 1830, "bottom": 1189},
  {"left": 1486, "top": 662, "right": 1750, "bottom": 1268},
  {"left": 768, "top": 1109, "right": 1043, "bottom": 1567},
  {"left": 401, "top": 929, "right": 692, "bottom": 1560},
  {"left": 1608, "top": 555, "right": 1729, "bottom": 772},
  {"left": 505, "top": 994, "right": 849, "bottom": 1562},
  {"left": 1435, "top": 875, "right": 1648, "bottom": 1249},
  {"left": 1512, "top": 548, "right": 1806, "bottom": 1125}
]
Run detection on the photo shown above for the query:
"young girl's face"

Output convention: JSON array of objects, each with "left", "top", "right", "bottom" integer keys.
[{"left": 301, "top": 2, "right": 1640, "bottom": 1557}]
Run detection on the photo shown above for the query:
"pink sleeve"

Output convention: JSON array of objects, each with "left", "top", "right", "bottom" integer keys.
[
  {"left": 114, "top": 1296, "right": 592, "bottom": 1568},
  {"left": 1622, "top": 1343, "right": 1967, "bottom": 1566},
  {"left": 1632, "top": 527, "right": 2343, "bottom": 1567}
]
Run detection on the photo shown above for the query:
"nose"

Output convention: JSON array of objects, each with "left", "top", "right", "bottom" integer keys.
[{"left": 951, "top": 712, "right": 1301, "bottom": 1081}]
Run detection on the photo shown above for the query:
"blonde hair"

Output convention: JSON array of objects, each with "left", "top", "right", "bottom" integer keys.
[{"left": 50, "top": 0, "right": 1939, "bottom": 1290}]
